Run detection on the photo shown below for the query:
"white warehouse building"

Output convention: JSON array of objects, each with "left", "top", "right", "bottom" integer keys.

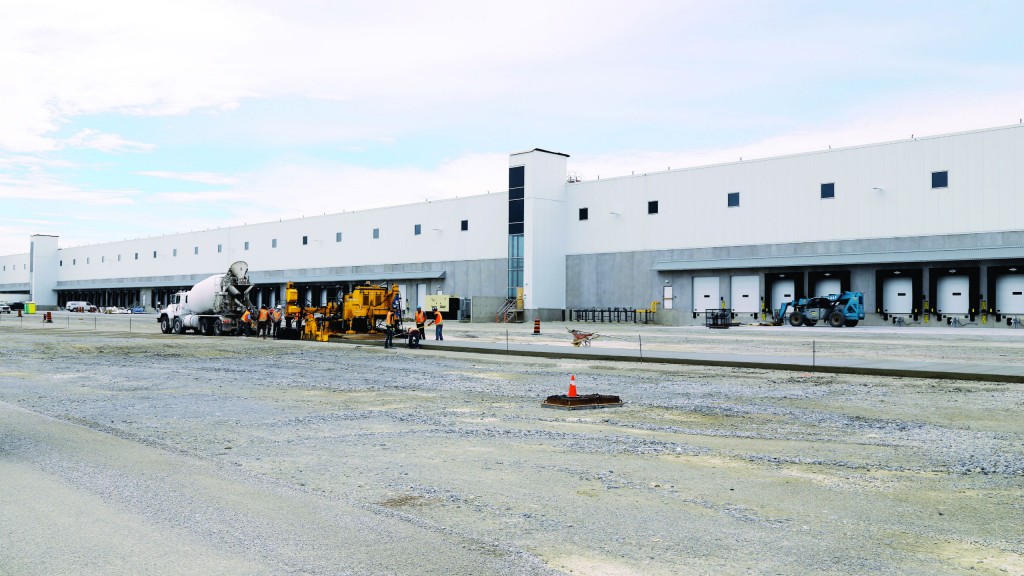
[{"left": 2, "top": 124, "right": 1024, "bottom": 327}]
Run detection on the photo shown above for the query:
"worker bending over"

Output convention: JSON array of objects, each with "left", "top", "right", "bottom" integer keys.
[{"left": 239, "top": 308, "right": 252, "bottom": 336}]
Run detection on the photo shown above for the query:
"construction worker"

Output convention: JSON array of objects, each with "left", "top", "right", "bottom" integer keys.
[
  {"left": 384, "top": 308, "right": 396, "bottom": 349},
  {"left": 428, "top": 306, "right": 443, "bottom": 340},
  {"left": 257, "top": 304, "right": 270, "bottom": 339},
  {"left": 240, "top": 308, "right": 252, "bottom": 336},
  {"left": 407, "top": 324, "right": 421, "bottom": 348},
  {"left": 271, "top": 305, "right": 282, "bottom": 338},
  {"left": 415, "top": 307, "right": 426, "bottom": 341}
]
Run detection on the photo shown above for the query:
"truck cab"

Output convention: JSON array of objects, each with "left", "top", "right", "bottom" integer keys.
[{"left": 158, "top": 291, "right": 189, "bottom": 333}]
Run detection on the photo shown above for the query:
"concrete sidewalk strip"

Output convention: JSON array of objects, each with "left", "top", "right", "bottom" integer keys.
[{"left": 371, "top": 335, "right": 1024, "bottom": 384}]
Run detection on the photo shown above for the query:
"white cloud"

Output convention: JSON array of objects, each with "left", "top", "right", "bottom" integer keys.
[
  {"left": 63, "top": 129, "right": 155, "bottom": 153},
  {"left": 137, "top": 171, "right": 239, "bottom": 185},
  {"left": 0, "top": 0, "right": 677, "bottom": 152}
]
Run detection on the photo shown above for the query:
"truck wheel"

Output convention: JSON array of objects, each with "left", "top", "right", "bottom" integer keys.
[
  {"left": 173, "top": 317, "right": 185, "bottom": 334},
  {"left": 828, "top": 310, "right": 845, "bottom": 328},
  {"left": 788, "top": 311, "right": 804, "bottom": 327},
  {"left": 200, "top": 319, "right": 213, "bottom": 336},
  {"left": 213, "top": 319, "right": 224, "bottom": 336},
  {"left": 160, "top": 317, "right": 172, "bottom": 334},
  {"left": 845, "top": 319, "right": 859, "bottom": 327}
]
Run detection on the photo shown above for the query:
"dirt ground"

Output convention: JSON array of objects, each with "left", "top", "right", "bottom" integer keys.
[{"left": 1, "top": 313, "right": 1022, "bottom": 575}]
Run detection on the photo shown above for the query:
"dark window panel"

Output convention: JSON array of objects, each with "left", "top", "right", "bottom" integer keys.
[
  {"left": 932, "top": 171, "right": 948, "bottom": 188},
  {"left": 509, "top": 166, "right": 525, "bottom": 189},
  {"left": 821, "top": 183, "right": 835, "bottom": 199},
  {"left": 579, "top": 207, "right": 589, "bottom": 220},
  {"left": 728, "top": 192, "right": 740, "bottom": 207},
  {"left": 508, "top": 199, "right": 524, "bottom": 223}
]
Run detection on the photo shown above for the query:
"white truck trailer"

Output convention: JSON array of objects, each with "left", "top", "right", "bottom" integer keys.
[{"left": 158, "top": 261, "right": 255, "bottom": 336}]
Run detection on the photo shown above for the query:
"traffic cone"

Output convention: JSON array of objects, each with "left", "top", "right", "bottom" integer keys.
[{"left": 568, "top": 374, "right": 577, "bottom": 397}]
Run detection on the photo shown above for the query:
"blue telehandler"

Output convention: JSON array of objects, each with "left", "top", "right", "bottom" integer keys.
[{"left": 777, "top": 291, "right": 865, "bottom": 328}]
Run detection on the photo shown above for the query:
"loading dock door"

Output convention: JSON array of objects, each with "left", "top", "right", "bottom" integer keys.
[
  {"left": 730, "top": 275, "right": 759, "bottom": 313},
  {"left": 814, "top": 278, "right": 841, "bottom": 297},
  {"left": 936, "top": 276, "right": 970, "bottom": 314},
  {"left": 771, "top": 279, "right": 795, "bottom": 314},
  {"left": 692, "top": 277, "right": 720, "bottom": 312},
  {"left": 882, "top": 277, "right": 913, "bottom": 314},
  {"left": 996, "top": 275, "right": 1024, "bottom": 314}
]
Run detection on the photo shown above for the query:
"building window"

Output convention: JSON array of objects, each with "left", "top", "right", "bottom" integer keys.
[
  {"left": 153, "top": 251, "right": 157, "bottom": 258},
  {"left": 118, "top": 254, "right": 122, "bottom": 262},
  {"left": 373, "top": 228, "right": 380, "bottom": 239},
  {"left": 134, "top": 253, "right": 139, "bottom": 260},
  {"left": 461, "top": 219, "right": 469, "bottom": 231},
  {"left": 728, "top": 192, "right": 740, "bottom": 207},
  {"left": 932, "top": 171, "right": 948, "bottom": 188},
  {"left": 272, "top": 239, "right": 277, "bottom": 248},
  {"left": 508, "top": 234, "right": 524, "bottom": 299},
  {"left": 86, "top": 257, "right": 90, "bottom": 264},
  {"left": 194, "top": 246, "right": 199, "bottom": 255},
  {"left": 244, "top": 241, "right": 249, "bottom": 251},
  {"left": 414, "top": 224, "right": 421, "bottom": 235},
  {"left": 821, "top": 182, "right": 835, "bottom": 199},
  {"left": 579, "top": 207, "right": 589, "bottom": 221},
  {"left": 302, "top": 236, "right": 308, "bottom": 245},
  {"left": 73, "top": 259, "right": 76, "bottom": 265},
  {"left": 217, "top": 244, "right": 223, "bottom": 253},
  {"left": 336, "top": 232, "right": 342, "bottom": 242},
  {"left": 173, "top": 248, "right": 177, "bottom": 257},
  {"left": 648, "top": 200, "right": 659, "bottom": 214},
  {"left": 102, "top": 256, "right": 105, "bottom": 263}
]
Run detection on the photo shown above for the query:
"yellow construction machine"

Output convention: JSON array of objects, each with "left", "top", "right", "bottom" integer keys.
[{"left": 281, "top": 281, "right": 402, "bottom": 341}]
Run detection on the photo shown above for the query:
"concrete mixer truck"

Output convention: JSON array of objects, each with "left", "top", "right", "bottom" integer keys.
[{"left": 158, "top": 261, "right": 255, "bottom": 336}]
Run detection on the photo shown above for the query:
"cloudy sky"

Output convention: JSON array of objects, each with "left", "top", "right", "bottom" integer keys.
[{"left": 1, "top": 0, "right": 1022, "bottom": 255}]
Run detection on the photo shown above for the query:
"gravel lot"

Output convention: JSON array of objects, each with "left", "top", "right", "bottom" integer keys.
[{"left": 1, "top": 313, "right": 1022, "bottom": 575}]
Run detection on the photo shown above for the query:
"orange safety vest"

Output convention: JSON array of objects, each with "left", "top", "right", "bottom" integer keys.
[
  {"left": 415, "top": 311, "right": 425, "bottom": 325},
  {"left": 241, "top": 310, "right": 251, "bottom": 322},
  {"left": 434, "top": 311, "right": 443, "bottom": 325},
  {"left": 273, "top": 309, "right": 282, "bottom": 322},
  {"left": 258, "top": 308, "right": 269, "bottom": 321},
  {"left": 386, "top": 310, "right": 395, "bottom": 326}
]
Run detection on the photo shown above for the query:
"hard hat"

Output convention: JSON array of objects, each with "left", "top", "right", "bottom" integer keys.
[{"left": 276, "top": 305, "right": 282, "bottom": 309}]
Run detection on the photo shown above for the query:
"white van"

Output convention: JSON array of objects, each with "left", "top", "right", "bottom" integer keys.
[{"left": 66, "top": 301, "right": 98, "bottom": 312}]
